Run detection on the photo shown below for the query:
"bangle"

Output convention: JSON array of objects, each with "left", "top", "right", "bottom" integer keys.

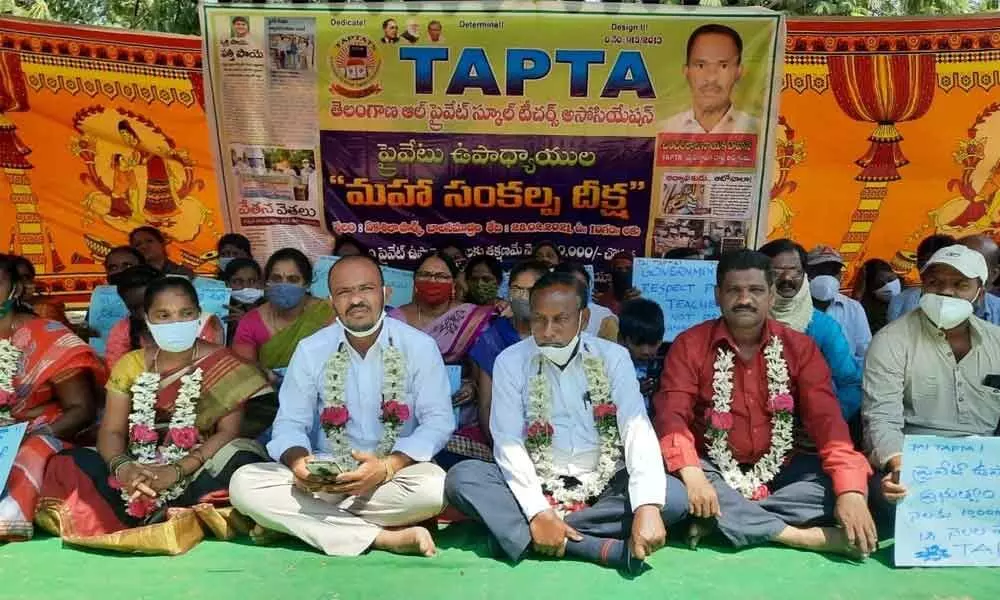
[
  {"left": 171, "top": 462, "right": 186, "bottom": 484},
  {"left": 108, "top": 454, "right": 132, "bottom": 477},
  {"left": 381, "top": 458, "right": 395, "bottom": 483},
  {"left": 188, "top": 449, "right": 207, "bottom": 467},
  {"left": 112, "top": 458, "right": 134, "bottom": 480}
]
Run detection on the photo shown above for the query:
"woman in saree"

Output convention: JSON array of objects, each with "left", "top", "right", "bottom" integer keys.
[
  {"left": 38, "top": 277, "right": 273, "bottom": 554},
  {"left": 388, "top": 252, "right": 496, "bottom": 467},
  {"left": 232, "top": 248, "right": 332, "bottom": 384},
  {"left": 0, "top": 254, "right": 105, "bottom": 541}
]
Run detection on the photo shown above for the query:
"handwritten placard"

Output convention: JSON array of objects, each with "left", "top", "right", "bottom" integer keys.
[
  {"left": 0, "top": 422, "right": 28, "bottom": 493},
  {"left": 310, "top": 255, "right": 341, "bottom": 298},
  {"left": 193, "top": 279, "right": 232, "bottom": 326},
  {"left": 87, "top": 285, "right": 128, "bottom": 357},
  {"left": 895, "top": 434, "right": 1000, "bottom": 567},
  {"left": 311, "top": 256, "right": 414, "bottom": 307},
  {"left": 633, "top": 259, "right": 719, "bottom": 341}
]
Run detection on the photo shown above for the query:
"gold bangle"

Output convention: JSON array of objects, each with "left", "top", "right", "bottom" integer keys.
[
  {"left": 171, "top": 462, "right": 186, "bottom": 484},
  {"left": 381, "top": 458, "right": 395, "bottom": 483}
]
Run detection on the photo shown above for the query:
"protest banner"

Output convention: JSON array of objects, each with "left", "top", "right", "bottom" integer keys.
[
  {"left": 633, "top": 258, "right": 719, "bottom": 341},
  {"left": 200, "top": 1, "right": 782, "bottom": 268},
  {"left": 895, "top": 434, "right": 1000, "bottom": 567}
]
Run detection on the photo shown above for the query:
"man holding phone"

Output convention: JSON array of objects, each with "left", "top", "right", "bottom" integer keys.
[
  {"left": 863, "top": 245, "right": 1000, "bottom": 524},
  {"left": 230, "top": 255, "right": 455, "bottom": 557}
]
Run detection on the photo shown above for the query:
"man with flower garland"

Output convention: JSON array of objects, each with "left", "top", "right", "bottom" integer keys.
[
  {"left": 230, "top": 255, "right": 455, "bottom": 557},
  {"left": 446, "top": 272, "right": 688, "bottom": 574},
  {"left": 655, "top": 249, "right": 878, "bottom": 558}
]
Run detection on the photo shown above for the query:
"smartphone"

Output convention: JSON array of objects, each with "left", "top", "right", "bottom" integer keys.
[{"left": 306, "top": 460, "right": 344, "bottom": 479}]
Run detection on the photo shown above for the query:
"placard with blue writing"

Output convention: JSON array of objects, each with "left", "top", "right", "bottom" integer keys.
[
  {"left": 633, "top": 258, "right": 719, "bottom": 341},
  {"left": 894, "top": 434, "right": 1000, "bottom": 567},
  {"left": 0, "top": 422, "right": 28, "bottom": 494}
]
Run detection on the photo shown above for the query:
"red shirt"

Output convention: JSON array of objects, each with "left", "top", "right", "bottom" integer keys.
[{"left": 653, "top": 318, "right": 870, "bottom": 496}]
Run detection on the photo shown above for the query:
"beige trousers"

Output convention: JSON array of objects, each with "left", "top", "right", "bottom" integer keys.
[{"left": 229, "top": 462, "right": 447, "bottom": 556}]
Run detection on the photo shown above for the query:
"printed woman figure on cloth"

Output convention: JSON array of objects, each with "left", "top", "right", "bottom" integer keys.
[
  {"left": 39, "top": 277, "right": 274, "bottom": 554},
  {"left": 446, "top": 272, "right": 688, "bottom": 574},
  {"left": 388, "top": 252, "right": 495, "bottom": 467},
  {"left": 0, "top": 254, "right": 106, "bottom": 541}
]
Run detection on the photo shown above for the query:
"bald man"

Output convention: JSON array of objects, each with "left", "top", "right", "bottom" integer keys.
[{"left": 959, "top": 234, "right": 1000, "bottom": 325}]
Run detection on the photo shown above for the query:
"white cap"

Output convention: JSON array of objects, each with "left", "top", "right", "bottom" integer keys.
[{"left": 921, "top": 245, "right": 989, "bottom": 284}]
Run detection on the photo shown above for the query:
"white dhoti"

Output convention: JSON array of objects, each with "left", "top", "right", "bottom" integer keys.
[{"left": 229, "top": 461, "right": 447, "bottom": 556}]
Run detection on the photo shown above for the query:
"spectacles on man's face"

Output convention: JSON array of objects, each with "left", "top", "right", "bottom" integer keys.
[
  {"left": 415, "top": 271, "right": 452, "bottom": 282},
  {"left": 509, "top": 285, "right": 532, "bottom": 298}
]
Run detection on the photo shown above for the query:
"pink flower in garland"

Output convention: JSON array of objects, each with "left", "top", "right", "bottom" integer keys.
[
  {"left": 751, "top": 484, "right": 770, "bottom": 501},
  {"left": 707, "top": 409, "right": 734, "bottom": 431},
  {"left": 167, "top": 426, "right": 200, "bottom": 449},
  {"left": 526, "top": 420, "right": 554, "bottom": 442},
  {"left": 126, "top": 495, "right": 158, "bottom": 519},
  {"left": 381, "top": 400, "right": 410, "bottom": 425},
  {"left": 320, "top": 406, "right": 350, "bottom": 430},
  {"left": 129, "top": 424, "right": 158, "bottom": 444},
  {"left": 593, "top": 403, "right": 617, "bottom": 421},
  {"left": 768, "top": 393, "right": 795, "bottom": 414},
  {"left": 0, "top": 390, "right": 14, "bottom": 407}
]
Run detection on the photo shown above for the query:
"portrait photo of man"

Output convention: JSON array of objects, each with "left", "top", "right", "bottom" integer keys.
[
  {"left": 381, "top": 19, "right": 400, "bottom": 44},
  {"left": 427, "top": 20, "right": 444, "bottom": 43},
  {"left": 659, "top": 24, "right": 759, "bottom": 135},
  {"left": 231, "top": 16, "right": 250, "bottom": 39}
]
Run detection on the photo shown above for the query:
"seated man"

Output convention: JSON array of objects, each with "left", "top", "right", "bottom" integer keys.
[
  {"left": 446, "top": 273, "right": 687, "bottom": 573},
  {"left": 888, "top": 234, "right": 956, "bottom": 322},
  {"left": 759, "top": 239, "right": 862, "bottom": 421},
  {"left": 617, "top": 298, "right": 666, "bottom": 414},
  {"left": 230, "top": 255, "right": 455, "bottom": 557},
  {"left": 655, "top": 249, "right": 876, "bottom": 558},
  {"left": 806, "top": 245, "right": 872, "bottom": 367},
  {"left": 863, "top": 245, "right": 1000, "bottom": 518}
]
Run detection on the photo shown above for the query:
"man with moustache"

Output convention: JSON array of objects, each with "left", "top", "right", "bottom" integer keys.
[
  {"left": 230, "top": 255, "right": 454, "bottom": 558},
  {"left": 655, "top": 250, "right": 876, "bottom": 559},
  {"left": 659, "top": 24, "right": 759, "bottom": 135}
]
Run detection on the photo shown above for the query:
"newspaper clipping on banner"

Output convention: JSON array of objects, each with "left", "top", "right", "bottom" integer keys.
[{"left": 202, "top": 1, "right": 783, "bottom": 265}]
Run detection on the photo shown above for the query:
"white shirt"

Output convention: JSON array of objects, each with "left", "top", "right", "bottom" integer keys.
[
  {"left": 585, "top": 303, "right": 617, "bottom": 338},
  {"left": 267, "top": 317, "right": 455, "bottom": 463},
  {"left": 491, "top": 334, "right": 666, "bottom": 520},
  {"left": 824, "top": 293, "right": 873, "bottom": 368},
  {"left": 657, "top": 106, "right": 759, "bottom": 135}
]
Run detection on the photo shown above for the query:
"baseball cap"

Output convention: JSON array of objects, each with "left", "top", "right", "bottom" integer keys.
[
  {"left": 921, "top": 244, "right": 989, "bottom": 283},
  {"left": 806, "top": 245, "right": 844, "bottom": 267}
]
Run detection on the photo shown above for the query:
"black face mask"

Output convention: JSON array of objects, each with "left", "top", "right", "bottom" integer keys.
[{"left": 611, "top": 270, "right": 633, "bottom": 297}]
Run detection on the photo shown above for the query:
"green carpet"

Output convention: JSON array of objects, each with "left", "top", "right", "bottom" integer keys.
[{"left": 0, "top": 524, "right": 996, "bottom": 600}]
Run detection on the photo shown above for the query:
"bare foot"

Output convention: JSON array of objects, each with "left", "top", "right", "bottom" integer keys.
[
  {"left": 817, "top": 527, "right": 869, "bottom": 560},
  {"left": 373, "top": 526, "right": 436, "bottom": 557},
  {"left": 687, "top": 519, "right": 717, "bottom": 550},
  {"left": 775, "top": 526, "right": 867, "bottom": 560}
]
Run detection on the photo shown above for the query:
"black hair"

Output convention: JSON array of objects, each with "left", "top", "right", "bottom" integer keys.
[
  {"left": 328, "top": 254, "right": 385, "bottom": 287},
  {"left": 758, "top": 238, "right": 808, "bottom": 270},
  {"left": 417, "top": 251, "right": 459, "bottom": 279},
  {"left": 663, "top": 247, "right": 702, "bottom": 260},
  {"left": 436, "top": 239, "right": 468, "bottom": 258},
  {"left": 217, "top": 233, "right": 252, "bottom": 256},
  {"left": 611, "top": 251, "right": 633, "bottom": 262},
  {"left": 531, "top": 271, "right": 588, "bottom": 310},
  {"left": 114, "top": 265, "right": 163, "bottom": 350},
  {"left": 382, "top": 18, "right": 396, "bottom": 29},
  {"left": 332, "top": 234, "right": 370, "bottom": 257},
  {"left": 716, "top": 249, "right": 774, "bottom": 288},
  {"left": 619, "top": 298, "right": 665, "bottom": 346},
  {"left": 222, "top": 258, "right": 263, "bottom": 285},
  {"left": 0, "top": 255, "right": 34, "bottom": 315},
  {"left": 686, "top": 23, "right": 743, "bottom": 65},
  {"left": 532, "top": 241, "right": 561, "bottom": 260},
  {"left": 916, "top": 234, "right": 957, "bottom": 269},
  {"left": 143, "top": 276, "right": 201, "bottom": 316},
  {"left": 232, "top": 16, "right": 248, "bottom": 25},
  {"left": 265, "top": 248, "right": 313, "bottom": 284},
  {"left": 129, "top": 226, "right": 165, "bottom": 245},
  {"left": 860, "top": 258, "right": 896, "bottom": 298},
  {"left": 553, "top": 261, "right": 591, "bottom": 286},
  {"left": 509, "top": 260, "right": 550, "bottom": 284},
  {"left": 465, "top": 255, "right": 503, "bottom": 283},
  {"left": 106, "top": 245, "right": 144, "bottom": 267},
  {"left": 11, "top": 255, "right": 35, "bottom": 279}
]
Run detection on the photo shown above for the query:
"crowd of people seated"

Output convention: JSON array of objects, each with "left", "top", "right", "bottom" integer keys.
[{"left": 0, "top": 228, "right": 995, "bottom": 573}]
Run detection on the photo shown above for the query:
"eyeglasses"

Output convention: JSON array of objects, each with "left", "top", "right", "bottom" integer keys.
[
  {"left": 415, "top": 271, "right": 453, "bottom": 282},
  {"left": 509, "top": 285, "right": 532, "bottom": 297}
]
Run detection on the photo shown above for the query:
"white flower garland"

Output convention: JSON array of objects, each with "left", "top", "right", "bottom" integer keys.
[
  {"left": 706, "top": 336, "right": 794, "bottom": 500},
  {"left": 321, "top": 339, "right": 409, "bottom": 458},
  {"left": 0, "top": 339, "right": 22, "bottom": 424},
  {"left": 525, "top": 346, "right": 621, "bottom": 511},
  {"left": 121, "top": 368, "right": 202, "bottom": 514}
]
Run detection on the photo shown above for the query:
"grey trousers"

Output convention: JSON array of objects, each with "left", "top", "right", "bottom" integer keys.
[
  {"left": 703, "top": 453, "right": 836, "bottom": 547},
  {"left": 445, "top": 460, "right": 689, "bottom": 561}
]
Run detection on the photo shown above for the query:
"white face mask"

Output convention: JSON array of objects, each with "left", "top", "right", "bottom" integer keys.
[
  {"left": 809, "top": 275, "right": 840, "bottom": 302},
  {"left": 873, "top": 279, "right": 902, "bottom": 302},
  {"left": 536, "top": 313, "right": 583, "bottom": 367},
  {"left": 919, "top": 293, "right": 975, "bottom": 330},
  {"left": 339, "top": 290, "right": 387, "bottom": 338},
  {"left": 230, "top": 287, "right": 264, "bottom": 304},
  {"left": 146, "top": 318, "right": 200, "bottom": 353}
]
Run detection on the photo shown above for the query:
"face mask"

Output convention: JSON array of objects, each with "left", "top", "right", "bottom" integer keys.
[
  {"left": 413, "top": 281, "right": 453, "bottom": 305},
  {"left": 266, "top": 283, "right": 307, "bottom": 310},
  {"left": 510, "top": 297, "right": 532, "bottom": 321},
  {"left": 612, "top": 270, "right": 633, "bottom": 297},
  {"left": 873, "top": 279, "right": 902, "bottom": 302},
  {"left": 919, "top": 293, "right": 975, "bottom": 330},
  {"left": 466, "top": 281, "right": 498, "bottom": 305},
  {"left": 536, "top": 314, "right": 583, "bottom": 367},
  {"left": 218, "top": 257, "right": 235, "bottom": 272},
  {"left": 635, "top": 364, "right": 648, "bottom": 381},
  {"left": 146, "top": 318, "right": 200, "bottom": 352},
  {"left": 809, "top": 275, "right": 840, "bottom": 302},
  {"left": 340, "top": 309, "right": 385, "bottom": 339},
  {"left": 231, "top": 287, "right": 264, "bottom": 305}
]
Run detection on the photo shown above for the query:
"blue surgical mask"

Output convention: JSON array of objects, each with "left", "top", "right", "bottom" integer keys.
[
  {"left": 146, "top": 318, "right": 200, "bottom": 353},
  {"left": 266, "top": 282, "right": 307, "bottom": 310},
  {"left": 218, "top": 257, "right": 236, "bottom": 272}
]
